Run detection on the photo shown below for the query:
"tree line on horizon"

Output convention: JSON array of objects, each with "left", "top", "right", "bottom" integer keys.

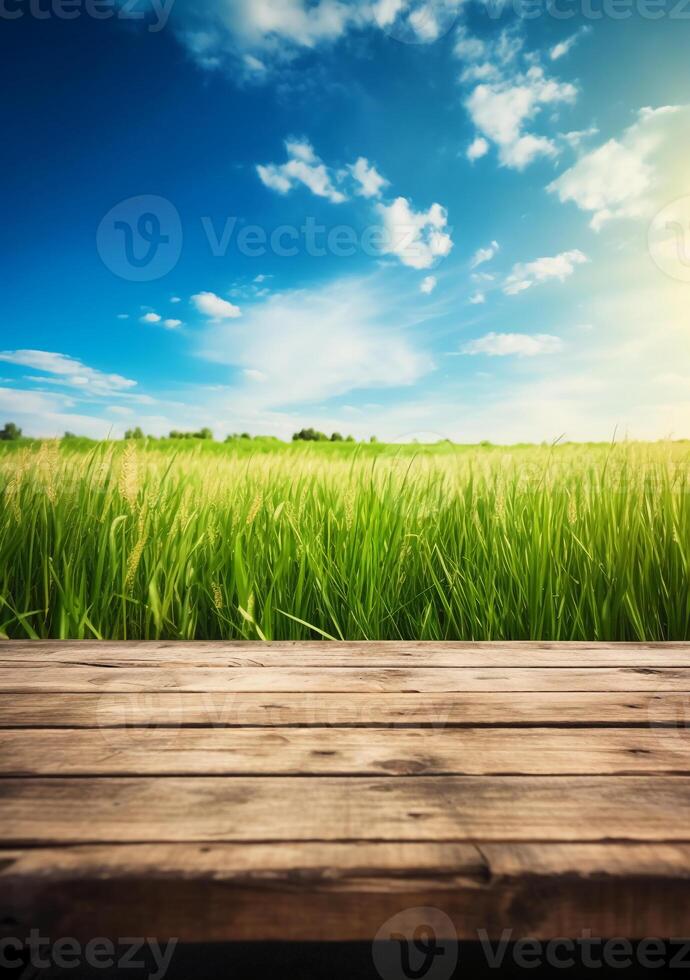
[{"left": 0, "top": 422, "right": 375, "bottom": 444}]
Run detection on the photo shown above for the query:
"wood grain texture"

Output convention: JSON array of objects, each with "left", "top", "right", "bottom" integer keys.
[
  {"left": 1, "top": 691, "right": 683, "bottom": 728},
  {"left": 2, "top": 665, "right": 689, "bottom": 692},
  {"left": 4, "top": 842, "right": 690, "bottom": 940},
  {"left": 2, "top": 775, "right": 690, "bottom": 845},
  {"left": 2, "top": 727, "right": 689, "bottom": 775},
  {"left": 3, "top": 640, "right": 690, "bottom": 941},
  {"left": 3, "top": 639, "right": 690, "bottom": 667}
]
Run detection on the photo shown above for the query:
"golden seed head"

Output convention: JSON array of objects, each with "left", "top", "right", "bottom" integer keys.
[{"left": 118, "top": 443, "right": 139, "bottom": 509}]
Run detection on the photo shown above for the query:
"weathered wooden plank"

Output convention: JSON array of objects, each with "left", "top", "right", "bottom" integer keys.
[
  {"left": 1, "top": 666, "right": 689, "bottom": 693},
  {"left": 1, "top": 776, "right": 689, "bottom": 844},
  {"left": 1, "top": 691, "right": 682, "bottom": 729},
  {"left": 3, "top": 642, "right": 690, "bottom": 943},
  {"left": 3, "top": 842, "right": 690, "bottom": 940},
  {"left": 1, "top": 727, "right": 688, "bottom": 776},
  {"left": 2, "top": 640, "right": 690, "bottom": 668}
]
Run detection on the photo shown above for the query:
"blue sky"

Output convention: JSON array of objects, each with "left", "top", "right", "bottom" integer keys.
[{"left": 1, "top": 0, "right": 689, "bottom": 441}]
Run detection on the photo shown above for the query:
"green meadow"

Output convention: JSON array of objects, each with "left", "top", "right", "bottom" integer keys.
[{"left": 0, "top": 438, "right": 688, "bottom": 641}]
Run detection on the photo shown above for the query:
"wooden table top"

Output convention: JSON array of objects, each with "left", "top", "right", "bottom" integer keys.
[{"left": 1, "top": 641, "right": 690, "bottom": 942}]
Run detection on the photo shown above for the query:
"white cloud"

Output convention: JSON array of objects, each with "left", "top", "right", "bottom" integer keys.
[
  {"left": 173, "top": 0, "right": 366, "bottom": 71},
  {"left": 466, "top": 136, "right": 489, "bottom": 161},
  {"left": 461, "top": 62, "right": 499, "bottom": 84},
  {"left": 454, "top": 25, "right": 487, "bottom": 61},
  {"left": 408, "top": 4, "right": 441, "bottom": 41},
  {"left": 243, "top": 368, "right": 268, "bottom": 382},
  {"left": 420, "top": 275, "right": 437, "bottom": 294},
  {"left": 140, "top": 312, "right": 161, "bottom": 324},
  {"left": 348, "top": 157, "right": 389, "bottom": 199},
  {"left": 258, "top": 143, "right": 391, "bottom": 204},
  {"left": 561, "top": 126, "right": 599, "bottom": 149},
  {"left": 548, "top": 106, "right": 684, "bottom": 230},
  {"left": 244, "top": 53, "right": 267, "bottom": 75},
  {"left": 550, "top": 26, "right": 591, "bottom": 61},
  {"left": 170, "top": 296, "right": 182, "bottom": 303},
  {"left": 163, "top": 319, "right": 183, "bottom": 330},
  {"left": 117, "top": 313, "right": 129, "bottom": 320},
  {"left": 192, "top": 291, "right": 242, "bottom": 320},
  {"left": 469, "top": 292, "right": 485, "bottom": 305},
  {"left": 471, "top": 240, "right": 499, "bottom": 268},
  {"left": 0, "top": 387, "right": 127, "bottom": 438},
  {"left": 455, "top": 25, "right": 523, "bottom": 67},
  {"left": 503, "top": 250, "right": 588, "bottom": 295},
  {"left": 372, "top": 0, "right": 405, "bottom": 27},
  {"left": 0, "top": 350, "right": 137, "bottom": 396},
  {"left": 462, "top": 332, "right": 563, "bottom": 357},
  {"left": 198, "top": 276, "right": 432, "bottom": 407},
  {"left": 456, "top": 27, "right": 577, "bottom": 169},
  {"left": 376, "top": 197, "right": 453, "bottom": 270},
  {"left": 466, "top": 66, "right": 577, "bottom": 169},
  {"left": 258, "top": 139, "right": 347, "bottom": 203},
  {"left": 162, "top": 1, "right": 468, "bottom": 79}
]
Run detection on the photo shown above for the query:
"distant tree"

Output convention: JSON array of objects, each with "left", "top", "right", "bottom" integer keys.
[
  {"left": 0, "top": 422, "right": 22, "bottom": 441},
  {"left": 240, "top": 433, "right": 251, "bottom": 440},
  {"left": 293, "top": 428, "right": 328, "bottom": 442},
  {"left": 345, "top": 435, "right": 355, "bottom": 442},
  {"left": 124, "top": 427, "right": 145, "bottom": 440},
  {"left": 63, "top": 431, "right": 78, "bottom": 440},
  {"left": 369, "top": 435, "right": 378, "bottom": 444},
  {"left": 170, "top": 428, "right": 213, "bottom": 440},
  {"left": 330, "top": 432, "right": 344, "bottom": 442}
]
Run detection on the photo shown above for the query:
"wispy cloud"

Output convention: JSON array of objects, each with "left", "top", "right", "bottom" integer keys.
[
  {"left": 471, "top": 240, "right": 500, "bottom": 269},
  {"left": 503, "top": 250, "right": 588, "bottom": 295},
  {"left": 462, "top": 332, "right": 563, "bottom": 357},
  {"left": 550, "top": 26, "right": 591, "bottom": 61},
  {"left": 0, "top": 350, "right": 137, "bottom": 396},
  {"left": 198, "top": 276, "right": 433, "bottom": 407}
]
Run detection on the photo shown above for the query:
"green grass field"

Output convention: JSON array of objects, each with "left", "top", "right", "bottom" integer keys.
[{"left": 0, "top": 438, "right": 688, "bottom": 641}]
